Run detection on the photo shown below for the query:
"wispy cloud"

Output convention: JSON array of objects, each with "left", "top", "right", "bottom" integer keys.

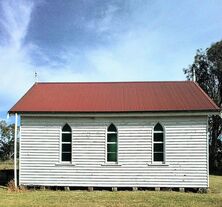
[
  {"left": 0, "top": 0, "right": 33, "bottom": 47},
  {"left": 0, "top": 0, "right": 34, "bottom": 103}
]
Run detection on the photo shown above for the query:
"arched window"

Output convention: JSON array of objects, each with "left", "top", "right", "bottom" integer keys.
[
  {"left": 107, "top": 123, "right": 118, "bottom": 162},
  {"left": 61, "top": 124, "right": 72, "bottom": 162},
  {"left": 153, "top": 123, "right": 165, "bottom": 162}
]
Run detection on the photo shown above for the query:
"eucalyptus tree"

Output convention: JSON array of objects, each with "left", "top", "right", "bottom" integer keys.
[{"left": 184, "top": 41, "right": 222, "bottom": 171}]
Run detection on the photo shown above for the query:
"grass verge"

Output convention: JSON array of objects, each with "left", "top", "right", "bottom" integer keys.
[{"left": 0, "top": 176, "right": 221, "bottom": 207}]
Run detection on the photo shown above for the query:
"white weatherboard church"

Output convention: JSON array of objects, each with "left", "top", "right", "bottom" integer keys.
[{"left": 9, "top": 81, "right": 219, "bottom": 190}]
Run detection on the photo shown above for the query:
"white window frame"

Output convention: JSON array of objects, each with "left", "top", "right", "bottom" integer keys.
[
  {"left": 152, "top": 123, "right": 165, "bottom": 164},
  {"left": 106, "top": 123, "right": 118, "bottom": 164},
  {"left": 60, "top": 124, "right": 72, "bottom": 163}
]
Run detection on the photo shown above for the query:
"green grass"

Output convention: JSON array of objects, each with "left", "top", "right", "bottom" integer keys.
[
  {"left": 209, "top": 175, "right": 222, "bottom": 194},
  {"left": 0, "top": 176, "right": 221, "bottom": 207}
]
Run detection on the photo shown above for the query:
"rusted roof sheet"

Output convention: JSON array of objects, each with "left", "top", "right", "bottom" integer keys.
[{"left": 9, "top": 81, "right": 219, "bottom": 113}]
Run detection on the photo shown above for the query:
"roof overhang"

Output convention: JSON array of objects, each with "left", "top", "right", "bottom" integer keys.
[{"left": 13, "top": 110, "right": 220, "bottom": 118}]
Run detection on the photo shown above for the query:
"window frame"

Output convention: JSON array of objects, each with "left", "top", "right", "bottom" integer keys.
[
  {"left": 152, "top": 122, "right": 165, "bottom": 164},
  {"left": 60, "top": 123, "right": 72, "bottom": 163},
  {"left": 106, "top": 123, "right": 118, "bottom": 164}
]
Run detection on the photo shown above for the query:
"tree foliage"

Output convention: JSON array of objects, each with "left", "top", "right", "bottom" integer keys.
[
  {"left": 184, "top": 41, "right": 222, "bottom": 171},
  {"left": 0, "top": 121, "right": 15, "bottom": 161}
]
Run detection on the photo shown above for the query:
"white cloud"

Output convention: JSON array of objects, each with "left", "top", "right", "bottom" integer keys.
[
  {"left": 0, "top": 0, "right": 33, "bottom": 48},
  {"left": 0, "top": 0, "right": 34, "bottom": 102},
  {"left": 86, "top": 28, "right": 188, "bottom": 82}
]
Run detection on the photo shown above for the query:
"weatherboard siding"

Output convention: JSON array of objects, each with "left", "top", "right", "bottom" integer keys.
[{"left": 19, "top": 116, "right": 208, "bottom": 188}]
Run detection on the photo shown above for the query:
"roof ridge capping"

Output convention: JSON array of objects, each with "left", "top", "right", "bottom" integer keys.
[{"left": 36, "top": 80, "right": 189, "bottom": 84}]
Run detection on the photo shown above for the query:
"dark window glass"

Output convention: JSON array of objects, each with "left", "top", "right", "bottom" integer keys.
[
  {"left": 62, "top": 153, "right": 71, "bottom": 161},
  {"left": 62, "top": 133, "right": 71, "bottom": 142},
  {"left": 154, "top": 143, "right": 163, "bottom": 152},
  {"left": 62, "top": 144, "right": 71, "bottom": 152},
  {"left": 107, "top": 153, "right": 117, "bottom": 162},
  {"left": 154, "top": 133, "right": 163, "bottom": 142},
  {"left": 108, "top": 124, "right": 117, "bottom": 132},
  {"left": 62, "top": 124, "right": 71, "bottom": 132},
  {"left": 154, "top": 153, "right": 163, "bottom": 161},
  {"left": 154, "top": 123, "right": 163, "bottom": 131},
  {"left": 108, "top": 144, "right": 117, "bottom": 152},
  {"left": 108, "top": 134, "right": 117, "bottom": 142}
]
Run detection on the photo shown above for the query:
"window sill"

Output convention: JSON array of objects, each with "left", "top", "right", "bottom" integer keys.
[
  {"left": 55, "top": 163, "right": 76, "bottom": 166},
  {"left": 101, "top": 163, "right": 122, "bottom": 166},
  {"left": 147, "top": 163, "right": 169, "bottom": 166}
]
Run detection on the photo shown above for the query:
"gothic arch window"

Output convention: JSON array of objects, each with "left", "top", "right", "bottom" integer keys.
[
  {"left": 107, "top": 123, "right": 118, "bottom": 162},
  {"left": 61, "top": 123, "right": 72, "bottom": 162},
  {"left": 153, "top": 123, "right": 165, "bottom": 162}
]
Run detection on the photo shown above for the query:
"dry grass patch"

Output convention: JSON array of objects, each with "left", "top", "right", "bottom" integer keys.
[{"left": 0, "top": 160, "right": 18, "bottom": 170}]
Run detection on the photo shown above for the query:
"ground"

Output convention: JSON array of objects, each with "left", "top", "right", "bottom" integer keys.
[{"left": 0, "top": 176, "right": 221, "bottom": 207}]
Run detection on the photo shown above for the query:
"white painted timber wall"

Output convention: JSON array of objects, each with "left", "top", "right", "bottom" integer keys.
[{"left": 19, "top": 115, "right": 208, "bottom": 188}]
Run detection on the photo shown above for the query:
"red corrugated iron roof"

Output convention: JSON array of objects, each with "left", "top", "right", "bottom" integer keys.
[{"left": 9, "top": 81, "right": 219, "bottom": 113}]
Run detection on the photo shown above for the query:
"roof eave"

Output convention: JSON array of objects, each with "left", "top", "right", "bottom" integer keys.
[{"left": 8, "top": 109, "right": 221, "bottom": 117}]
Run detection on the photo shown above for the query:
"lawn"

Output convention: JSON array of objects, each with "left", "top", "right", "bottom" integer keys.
[{"left": 0, "top": 176, "right": 221, "bottom": 207}]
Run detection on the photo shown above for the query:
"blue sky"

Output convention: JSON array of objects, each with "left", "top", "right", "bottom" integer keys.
[{"left": 1, "top": 0, "right": 222, "bottom": 121}]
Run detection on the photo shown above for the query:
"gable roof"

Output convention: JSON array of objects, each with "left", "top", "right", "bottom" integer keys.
[{"left": 9, "top": 81, "right": 219, "bottom": 114}]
